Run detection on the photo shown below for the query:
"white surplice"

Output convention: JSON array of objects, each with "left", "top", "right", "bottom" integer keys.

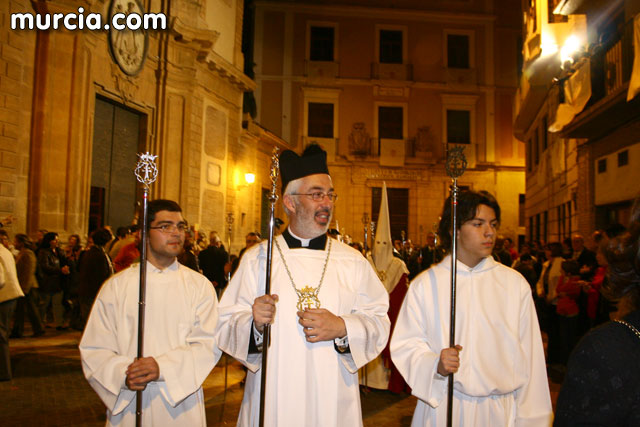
[
  {"left": 217, "top": 235, "right": 390, "bottom": 427},
  {"left": 79, "top": 261, "right": 221, "bottom": 426},
  {"left": 390, "top": 255, "right": 552, "bottom": 427}
]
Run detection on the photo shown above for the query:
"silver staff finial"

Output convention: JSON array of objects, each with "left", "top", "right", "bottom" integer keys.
[
  {"left": 445, "top": 146, "right": 467, "bottom": 179},
  {"left": 135, "top": 152, "right": 159, "bottom": 188}
]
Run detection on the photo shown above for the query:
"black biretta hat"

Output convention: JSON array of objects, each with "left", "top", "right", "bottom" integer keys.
[{"left": 280, "top": 144, "right": 329, "bottom": 193}]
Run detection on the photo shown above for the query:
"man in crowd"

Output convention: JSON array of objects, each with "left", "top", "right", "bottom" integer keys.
[
  {"left": 80, "top": 199, "right": 220, "bottom": 425},
  {"left": 420, "top": 231, "right": 445, "bottom": 271},
  {"left": 216, "top": 145, "right": 390, "bottom": 426},
  {"left": 198, "top": 231, "right": 229, "bottom": 295},
  {"left": 231, "top": 232, "right": 261, "bottom": 276}
]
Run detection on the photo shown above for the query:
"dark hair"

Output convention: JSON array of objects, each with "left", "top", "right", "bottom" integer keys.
[
  {"left": 116, "top": 226, "right": 128, "bottom": 238},
  {"left": 520, "top": 253, "right": 532, "bottom": 262},
  {"left": 546, "top": 242, "right": 563, "bottom": 258},
  {"left": 437, "top": 190, "right": 501, "bottom": 250},
  {"left": 69, "top": 234, "right": 82, "bottom": 250},
  {"left": 561, "top": 259, "right": 580, "bottom": 276},
  {"left": 91, "top": 228, "right": 113, "bottom": 247},
  {"left": 601, "top": 200, "right": 640, "bottom": 310},
  {"left": 147, "top": 199, "right": 182, "bottom": 226},
  {"left": 41, "top": 232, "right": 58, "bottom": 249},
  {"left": 14, "top": 233, "right": 34, "bottom": 250},
  {"left": 0, "top": 229, "right": 8, "bottom": 238}
]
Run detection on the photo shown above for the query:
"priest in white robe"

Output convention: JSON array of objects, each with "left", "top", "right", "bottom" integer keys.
[
  {"left": 360, "top": 182, "right": 410, "bottom": 392},
  {"left": 390, "top": 190, "right": 552, "bottom": 426},
  {"left": 217, "top": 145, "right": 390, "bottom": 426},
  {"left": 80, "top": 200, "right": 220, "bottom": 426}
]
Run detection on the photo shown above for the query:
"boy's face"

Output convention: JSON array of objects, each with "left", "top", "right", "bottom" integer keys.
[{"left": 456, "top": 204, "right": 498, "bottom": 268}]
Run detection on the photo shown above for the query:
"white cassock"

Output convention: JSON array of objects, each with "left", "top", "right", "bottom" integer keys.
[
  {"left": 79, "top": 261, "right": 221, "bottom": 427},
  {"left": 217, "top": 235, "right": 390, "bottom": 427},
  {"left": 390, "top": 256, "right": 552, "bottom": 427}
]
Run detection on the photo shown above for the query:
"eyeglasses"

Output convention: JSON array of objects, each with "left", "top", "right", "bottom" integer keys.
[
  {"left": 290, "top": 192, "right": 338, "bottom": 202},
  {"left": 149, "top": 223, "right": 189, "bottom": 234}
]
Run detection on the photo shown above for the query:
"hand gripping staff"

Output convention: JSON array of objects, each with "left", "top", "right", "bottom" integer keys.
[
  {"left": 444, "top": 146, "right": 467, "bottom": 427},
  {"left": 133, "top": 152, "right": 158, "bottom": 427},
  {"left": 259, "top": 147, "right": 279, "bottom": 427}
]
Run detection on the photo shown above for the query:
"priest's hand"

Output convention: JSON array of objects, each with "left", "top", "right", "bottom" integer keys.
[
  {"left": 297, "top": 308, "right": 347, "bottom": 342},
  {"left": 253, "top": 294, "right": 279, "bottom": 333},
  {"left": 437, "top": 345, "right": 463, "bottom": 376},
  {"left": 125, "top": 357, "right": 160, "bottom": 391}
]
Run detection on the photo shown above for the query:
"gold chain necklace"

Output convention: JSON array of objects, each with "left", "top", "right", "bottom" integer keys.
[
  {"left": 614, "top": 319, "right": 640, "bottom": 340},
  {"left": 275, "top": 237, "right": 332, "bottom": 311}
]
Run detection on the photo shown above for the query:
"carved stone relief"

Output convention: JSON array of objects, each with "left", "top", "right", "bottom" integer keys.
[{"left": 348, "top": 122, "right": 370, "bottom": 156}]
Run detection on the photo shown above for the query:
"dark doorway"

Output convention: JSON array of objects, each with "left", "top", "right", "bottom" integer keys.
[
  {"left": 371, "top": 187, "right": 409, "bottom": 241},
  {"left": 90, "top": 96, "right": 145, "bottom": 233}
]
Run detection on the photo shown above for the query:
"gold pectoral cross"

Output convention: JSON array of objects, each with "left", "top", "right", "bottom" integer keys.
[{"left": 295, "top": 286, "right": 321, "bottom": 311}]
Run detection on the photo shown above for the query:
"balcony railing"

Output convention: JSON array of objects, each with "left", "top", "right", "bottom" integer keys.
[{"left": 588, "top": 18, "right": 634, "bottom": 105}]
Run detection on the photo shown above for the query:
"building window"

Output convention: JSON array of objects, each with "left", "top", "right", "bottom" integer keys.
[
  {"left": 309, "top": 26, "right": 335, "bottom": 61},
  {"left": 618, "top": 150, "right": 629, "bottom": 167},
  {"left": 446, "top": 109, "right": 470, "bottom": 144},
  {"left": 527, "top": 138, "right": 532, "bottom": 172},
  {"left": 372, "top": 187, "right": 409, "bottom": 241},
  {"left": 379, "top": 30, "right": 403, "bottom": 64},
  {"left": 598, "top": 158, "right": 607, "bottom": 173},
  {"left": 378, "top": 106, "right": 404, "bottom": 139},
  {"left": 307, "top": 102, "right": 334, "bottom": 138},
  {"left": 548, "top": 0, "right": 568, "bottom": 23},
  {"left": 519, "top": 194, "right": 525, "bottom": 227},
  {"left": 541, "top": 117, "right": 548, "bottom": 151},
  {"left": 447, "top": 34, "right": 470, "bottom": 69}
]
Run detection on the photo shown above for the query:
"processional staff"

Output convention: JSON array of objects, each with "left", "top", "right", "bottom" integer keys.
[
  {"left": 444, "top": 145, "right": 467, "bottom": 427},
  {"left": 259, "top": 147, "right": 280, "bottom": 427},
  {"left": 362, "top": 212, "right": 370, "bottom": 253},
  {"left": 133, "top": 152, "right": 159, "bottom": 427}
]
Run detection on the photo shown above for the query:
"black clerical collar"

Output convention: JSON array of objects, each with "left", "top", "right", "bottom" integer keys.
[{"left": 282, "top": 228, "right": 327, "bottom": 250}]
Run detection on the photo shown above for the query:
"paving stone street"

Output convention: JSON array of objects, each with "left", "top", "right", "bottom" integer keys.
[{"left": 1, "top": 328, "right": 559, "bottom": 426}]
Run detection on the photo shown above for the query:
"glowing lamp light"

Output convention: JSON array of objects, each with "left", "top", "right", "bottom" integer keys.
[
  {"left": 560, "top": 35, "right": 581, "bottom": 66},
  {"left": 540, "top": 32, "right": 558, "bottom": 57},
  {"left": 244, "top": 173, "right": 255, "bottom": 185}
]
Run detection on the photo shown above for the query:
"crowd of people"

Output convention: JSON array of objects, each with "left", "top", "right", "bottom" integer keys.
[{"left": 1, "top": 144, "right": 638, "bottom": 425}]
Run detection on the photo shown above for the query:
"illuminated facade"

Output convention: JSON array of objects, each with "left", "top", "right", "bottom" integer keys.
[
  {"left": 250, "top": 0, "right": 526, "bottom": 244},
  {"left": 0, "top": 0, "right": 527, "bottom": 249},
  {"left": 515, "top": 0, "right": 640, "bottom": 243}
]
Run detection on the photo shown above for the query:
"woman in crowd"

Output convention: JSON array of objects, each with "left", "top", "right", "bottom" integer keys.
[{"left": 554, "top": 202, "right": 640, "bottom": 426}]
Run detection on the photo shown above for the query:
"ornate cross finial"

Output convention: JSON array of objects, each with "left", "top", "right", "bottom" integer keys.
[
  {"left": 269, "top": 147, "right": 280, "bottom": 203},
  {"left": 134, "top": 152, "right": 158, "bottom": 188},
  {"left": 445, "top": 146, "right": 467, "bottom": 179}
]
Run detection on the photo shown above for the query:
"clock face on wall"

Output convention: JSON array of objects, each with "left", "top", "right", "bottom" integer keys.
[{"left": 108, "top": 0, "right": 149, "bottom": 76}]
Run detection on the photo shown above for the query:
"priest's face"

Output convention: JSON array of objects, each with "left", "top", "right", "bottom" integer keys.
[
  {"left": 286, "top": 174, "right": 334, "bottom": 239},
  {"left": 147, "top": 210, "right": 186, "bottom": 268},
  {"left": 456, "top": 204, "right": 498, "bottom": 268}
]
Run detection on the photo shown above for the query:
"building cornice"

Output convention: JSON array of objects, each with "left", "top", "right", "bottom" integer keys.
[
  {"left": 171, "top": 17, "right": 256, "bottom": 92},
  {"left": 254, "top": 1, "right": 496, "bottom": 24}
]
